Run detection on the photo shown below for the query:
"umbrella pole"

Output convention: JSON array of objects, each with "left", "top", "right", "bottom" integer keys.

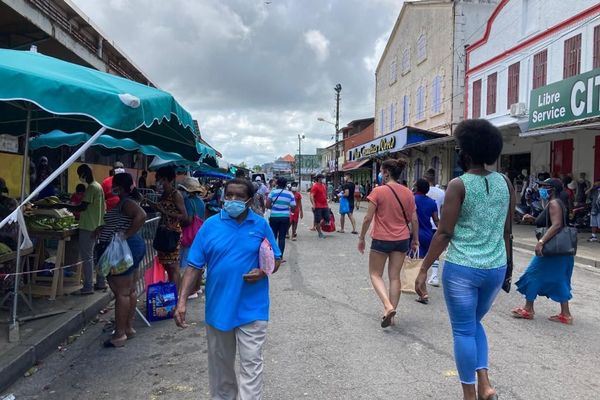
[{"left": 9, "top": 109, "right": 32, "bottom": 342}]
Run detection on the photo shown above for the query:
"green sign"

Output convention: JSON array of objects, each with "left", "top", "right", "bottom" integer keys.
[{"left": 529, "top": 68, "right": 600, "bottom": 130}]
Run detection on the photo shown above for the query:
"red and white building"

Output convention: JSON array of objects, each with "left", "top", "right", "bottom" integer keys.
[{"left": 465, "top": 0, "right": 600, "bottom": 181}]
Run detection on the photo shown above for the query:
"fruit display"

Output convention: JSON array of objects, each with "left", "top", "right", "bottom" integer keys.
[{"left": 25, "top": 207, "right": 77, "bottom": 231}]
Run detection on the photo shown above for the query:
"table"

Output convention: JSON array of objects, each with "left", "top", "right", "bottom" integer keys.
[
  {"left": 28, "top": 228, "right": 81, "bottom": 300},
  {"left": 0, "top": 247, "right": 34, "bottom": 311}
]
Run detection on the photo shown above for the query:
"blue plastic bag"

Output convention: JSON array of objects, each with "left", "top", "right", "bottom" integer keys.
[
  {"left": 339, "top": 196, "right": 350, "bottom": 214},
  {"left": 146, "top": 282, "right": 178, "bottom": 322}
]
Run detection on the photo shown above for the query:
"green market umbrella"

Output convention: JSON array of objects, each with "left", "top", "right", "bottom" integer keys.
[
  {"left": 0, "top": 48, "right": 200, "bottom": 339},
  {"left": 30, "top": 130, "right": 187, "bottom": 162}
]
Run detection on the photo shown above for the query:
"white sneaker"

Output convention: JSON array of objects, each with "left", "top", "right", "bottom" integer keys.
[
  {"left": 428, "top": 276, "right": 440, "bottom": 287},
  {"left": 588, "top": 236, "right": 598, "bottom": 243}
]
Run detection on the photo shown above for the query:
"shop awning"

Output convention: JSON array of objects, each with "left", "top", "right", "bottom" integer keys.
[
  {"left": 400, "top": 135, "right": 455, "bottom": 150},
  {"left": 342, "top": 158, "right": 371, "bottom": 171},
  {"left": 519, "top": 120, "right": 600, "bottom": 137}
]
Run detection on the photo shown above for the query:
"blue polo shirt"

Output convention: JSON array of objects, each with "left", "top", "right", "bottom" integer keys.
[{"left": 187, "top": 209, "right": 282, "bottom": 331}]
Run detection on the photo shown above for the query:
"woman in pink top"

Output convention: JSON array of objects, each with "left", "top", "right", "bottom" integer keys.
[{"left": 358, "top": 159, "right": 419, "bottom": 328}]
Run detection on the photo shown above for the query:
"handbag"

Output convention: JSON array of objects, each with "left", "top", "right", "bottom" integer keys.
[
  {"left": 400, "top": 250, "right": 422, "bottom": 294},
  {"left": 535, "top": 200, "right": 578, "bottom": 256},
  {"left": 500, "top": 174, "right": 513, "bottom": 293},
  {"left": 181, "top": 201, "right": 203, "bottom": 247},
  {"left": 153, "top": 226, "right": 180, "bottom": 253}
]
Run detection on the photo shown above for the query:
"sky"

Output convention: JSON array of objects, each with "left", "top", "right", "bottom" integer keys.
[{"left": 72, "top": 0, "right": 404, "bottom": 167}]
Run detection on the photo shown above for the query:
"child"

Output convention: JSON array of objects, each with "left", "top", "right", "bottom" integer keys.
[{"left": 70, "top": 184, "right": 86, "bottom": 219}]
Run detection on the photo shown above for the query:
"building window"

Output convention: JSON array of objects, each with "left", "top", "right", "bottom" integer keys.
[
  {"left": 563, "top": 34, "right": 581, "bottom": 78},
  {"left": 594, "top": 25, "right": 600, "bottom": 69},
  {"left": 402, "top": 48, "right": 410, "bottom": 75},
  {"left": 432, "top": 75, "right": 442, "bottom": 114},
  {"left": 507, "top": 62, "right": 520, "bottom": 108},
  {"left": 472, "top": 79, "right": 482, "bottom": 118},
  {"left": 431, "top": 156, "right": 441, "bottom": 184},
  {"left": 417, "top": 33, "right": 427, "bottom": 63},
  {"left": 533, "top": 50, "right": 547, "bottom": 89},
  {"left": 486, "top": 73, "right": 497, "bottom": 115},
  {"left": 414, "top": 158, "right": 424, "bottom": 182},
  {"left": 416, "top": 85, "right": 425, "bottom": 121},
  {"left": 389, "top": 58, "right": 397, "bottom": 85},
  {"left": 402, "top": 95, "right": 410, "bottom": 126},
  {"left": 389, "top": 103, "right": 395, "bottom": 131},
  {"left": 380, "top": 108, "right": 385, "bottom": 134}
]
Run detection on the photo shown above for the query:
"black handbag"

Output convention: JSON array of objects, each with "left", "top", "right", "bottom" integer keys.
[
  {"left": 153, "top": 226, "right": 180, "bottom": 253},
  {"left": 501, "top": 174, "right": 513, "bottom": 294},
  {"left": 535, "top": 201, "right": 577, "bottom": 256}
]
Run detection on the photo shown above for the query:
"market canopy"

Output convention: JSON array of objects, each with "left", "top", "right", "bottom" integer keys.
[
  {"left": 29, "top": 130, "right": 185, "bottom": 162},
  {"left": 0, "top": 48, "right": 201, "bottom": 160},
  {"left": 149, "top": 154, "right": 232, "bottom": 178}
]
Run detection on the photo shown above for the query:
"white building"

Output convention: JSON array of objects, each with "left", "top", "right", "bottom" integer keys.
[
  {"left": 466, "top": 0, "right": 600, "bottom": 182},
  {"left": 375, "top": 0, "right": 498, "bottom": 185}
]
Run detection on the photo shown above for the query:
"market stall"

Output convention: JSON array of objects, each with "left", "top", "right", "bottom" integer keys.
[{"left": 0, "top": 48, "right": 200, "bottom": 341}]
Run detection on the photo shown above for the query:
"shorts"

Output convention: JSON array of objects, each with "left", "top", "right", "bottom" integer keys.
[
  {"left": 371, "top": 238, "right": 410, "bottom": 254},
  {"left": 591, "top": 213, "right": 600, "bottom": 228},
  {"left": 313, "top": 207, "right": 330, "bottom": 225}
]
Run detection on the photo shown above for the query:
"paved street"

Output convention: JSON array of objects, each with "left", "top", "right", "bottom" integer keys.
[{"left": 7, "top": 197, "right": 600, "bottom": 400}]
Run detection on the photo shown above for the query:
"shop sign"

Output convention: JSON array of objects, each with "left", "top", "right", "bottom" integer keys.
[
  {"left": 0, "top": 134, "right": 18, "bottom": 153},
  {"left": 347, "top": 129, "right": 406, "bottom": 161},
  {"left": 529, "top": 68, "right": 600, "bottom": 130}
]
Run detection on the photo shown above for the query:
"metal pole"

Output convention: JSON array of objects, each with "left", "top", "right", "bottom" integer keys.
[
  {"left": 334, "top": 84, "right": 341, "bottom": 187},
  {"left": 298, "top": 135, "right": 302, "bottom": 191}
]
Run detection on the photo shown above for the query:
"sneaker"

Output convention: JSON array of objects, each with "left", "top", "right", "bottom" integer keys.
[
  {"left": 428, "top": 276, "right": 440, "bottom": 287},
  {"left": 318, "top": 233, "right": 326, "bottom": 239},
  {"left": 588, "top": 236, "right": 598, "bottom": 242},
  {"left": 187, "top": 292, "right": 199, "bottom": 300}
]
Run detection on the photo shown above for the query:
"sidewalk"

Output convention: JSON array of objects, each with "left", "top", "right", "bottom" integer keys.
[
  {"left": 0, "top": 290, "right": 110, "bottom": 392},
  {"left": 512, "top": 224, "right": 599, "bottom": 268}
]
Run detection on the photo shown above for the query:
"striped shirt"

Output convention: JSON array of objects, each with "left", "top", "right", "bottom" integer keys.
[
  {"left": 269, "top": 189, "right": 296, "bottom": 218},
  {"left": 99, "top": 198, "right": 133, "bottom": 243}
]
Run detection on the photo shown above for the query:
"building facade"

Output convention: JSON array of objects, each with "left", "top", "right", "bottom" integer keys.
[
  {"left": 465, "top": 0, "right": 600, "bottom": 182},
  {"left": 375, "top": 0, "right": 498, "bottom": 185}
]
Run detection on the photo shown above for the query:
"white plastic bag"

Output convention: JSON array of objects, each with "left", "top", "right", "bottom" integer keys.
[{"left": 98, "top": 233, "right": 134, "bottom": 277}]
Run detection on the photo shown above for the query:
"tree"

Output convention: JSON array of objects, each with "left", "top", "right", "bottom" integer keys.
[
  {"left": 237, "top": 162, "right": 248, "bottom": 169},
  {"left": 252, "top": 165, "right": 262, "bottom": 172}
]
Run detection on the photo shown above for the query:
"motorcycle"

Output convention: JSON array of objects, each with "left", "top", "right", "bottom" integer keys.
[
  {"left": 569, "top": 203, "right": 591, "bottom": 230},
  {"left": 515, "top": 188, "right": 543, "bottom": 224}
]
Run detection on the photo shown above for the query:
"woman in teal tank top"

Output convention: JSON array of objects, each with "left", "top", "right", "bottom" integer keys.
[{"left": 415, "top": 120, "right": 515, "bottom": 400}]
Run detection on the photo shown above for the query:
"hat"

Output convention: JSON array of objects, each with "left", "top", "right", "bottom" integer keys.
[
  {"left": 255, "top": 176, "right": 262, "bottom": 181},
  {"left": 113, "top": 168, "right": 126, "bottom": 174},
  {"left": 113, "top": 161, "right": 124, "bottom": 169},
  {"left": 539, "top": 178, "right": 563, "bottom": 193},
  {"left": 178, "top": 176, "right": 207, "bottom": 196}
]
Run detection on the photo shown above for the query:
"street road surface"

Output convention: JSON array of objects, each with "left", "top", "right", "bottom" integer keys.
[{"left": 7, "top": 200, "right": 600, "bottom": 399}]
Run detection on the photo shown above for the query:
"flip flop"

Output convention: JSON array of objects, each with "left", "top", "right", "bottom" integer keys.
[
  {"left": 351, "top": 231, "right": 358, "bottom": 234},
  {"left": 511, "top": 307, "right": 534, "bottom": 320},
  {"left": 415, "top": 296, "right": 429, "bottom": 305},
  {"left": 381, "top": 310, "right": 397, "bottom": 328},
  {"left": 548, "top": 314, "right": 573, "bottom": 325},
  {"left": 337, "top": 230, "right": 345, "bottom": 233},
  {"left": 103, "top": 337, "right": 126, "bottom": 348}
]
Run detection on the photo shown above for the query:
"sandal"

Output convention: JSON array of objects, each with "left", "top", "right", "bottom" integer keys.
[
  {"left": 337, "top": 230, "right": 345, "bottom": 233},
  {"left": 103, "top": 336, "right": 126, "bottom": 348},
  {"left": 415, "top": 295, "right": 429, "bottom": 305},
  {"left": 548, "top": 314, "right": 573, "bottom": 325},
  {"left": 381, "top": 310, "right": 397, "bottom": 328},
  {"left": 511, "top": 307, "right": 534, "bottom": 320}
]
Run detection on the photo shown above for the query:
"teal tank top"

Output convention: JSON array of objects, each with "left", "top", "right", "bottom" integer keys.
[{"left": 445, "top": 172, "right": 509, "bottom": 269}]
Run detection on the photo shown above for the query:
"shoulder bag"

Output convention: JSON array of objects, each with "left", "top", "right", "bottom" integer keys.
[
  {"left": 385, "top": 184, "right": 410, "bottom": 228},
  {"left": 181, "top": 200, "right": 204, "bottom": 247},
  {"left": 500, "top": 174, "right": 513, "bottom": 293},
  {"left": 535, "top": 200, "right": 578, "bottom": 256}
]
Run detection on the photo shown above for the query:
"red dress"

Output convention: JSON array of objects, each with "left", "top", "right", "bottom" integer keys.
[{"left": 290, "top": 192, "right": 302, "bottom": 223}]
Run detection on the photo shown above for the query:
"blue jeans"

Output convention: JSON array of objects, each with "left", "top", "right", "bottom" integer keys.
[{"left": 442, "top": 261, "right": 506, "bottom": 384}]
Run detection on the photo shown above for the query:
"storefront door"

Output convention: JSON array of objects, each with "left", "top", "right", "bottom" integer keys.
[
  {"left": 551, "top": 139, "right": 573, "bottom": 176},
  {"left": 595, "top": 135, "right": 600, "bottom": 181}
]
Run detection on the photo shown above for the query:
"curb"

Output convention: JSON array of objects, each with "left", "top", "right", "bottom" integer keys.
[
  {"left": 513, "top": 242, "right": 599, "bottom": 269},
  {"left": 0, "top": 292, "right": 111, "bottom": 393}
]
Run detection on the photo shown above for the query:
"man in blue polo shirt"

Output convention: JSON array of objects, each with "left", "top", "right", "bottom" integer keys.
[{"left": 175, "top": 178, "right": 281, "bottom": 400}]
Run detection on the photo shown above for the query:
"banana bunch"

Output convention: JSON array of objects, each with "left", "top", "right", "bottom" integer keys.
[{"left": 33, "top": 196, "right": 60, "bottom": 207}]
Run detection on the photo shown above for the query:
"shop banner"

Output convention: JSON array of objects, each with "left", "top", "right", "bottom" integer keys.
[
  {"left": 347, "top": 129, "right": 407, "bottom": 161},
  {"left": 529, "top": 68, "right": 600, "bottom": 130}
]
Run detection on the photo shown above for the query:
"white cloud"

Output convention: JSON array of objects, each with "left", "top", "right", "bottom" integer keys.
[
  {"left": 304, "top": 29, "right": 330, "bottom": 63},
  {"left": 363, "top": 33, "right": 389, "bottom": 74}
]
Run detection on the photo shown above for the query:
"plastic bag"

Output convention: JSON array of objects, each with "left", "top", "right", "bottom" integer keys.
[
  {"left": 146, "top": 281, "right": 178, "bottom": 321},
  {"left": 258, "top": 238, "right": 275, "bottom": 275},
  {"left": 98, "top": 233, "right": 134, "bottom": 277},
  {"left": 339, "top": 196, "right": 350, "bottom": 214},
  {"left": 400, "top": 250, "right": 422, "bottom": 293},
  {"left": 144, "top": 256, "right": 167, "bottom": 292}
]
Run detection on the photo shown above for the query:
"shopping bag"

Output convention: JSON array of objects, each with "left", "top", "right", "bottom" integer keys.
[
  {"left": 146, "top": 281, "right": 178, "bottom": 322},
  {"left": 401, "top": 250, "right": 422, "bottom": 293},
  {"left": 339, "top": 196, "right": 350, "bottom": 214},
  {"left": 321, "top": 209, "right": 336, "bottom": 232},
  {"left": 97, "top": 233, "right": 134, "bottom": 277},
  {"left": 144, "top": 256, "right": 167, "bottom": 292},
  {"left": 181, "top": 215, "right": 203, "bottom": 247},
  {"left": 258, "top": 238, "right": 275, "bottom": 275}
]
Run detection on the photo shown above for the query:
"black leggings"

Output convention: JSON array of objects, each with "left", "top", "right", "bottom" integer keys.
[{"left": 269, "top": 217, "right": 290, "bottom": 256}]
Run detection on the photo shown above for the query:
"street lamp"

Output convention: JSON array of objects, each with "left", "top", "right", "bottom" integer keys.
[{"left": 298, "top": 133, "right": 305, "bottom": 190}]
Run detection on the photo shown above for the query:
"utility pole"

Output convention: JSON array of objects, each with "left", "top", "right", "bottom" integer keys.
[
  {"left": 334, "top": 83, "right": 342, "bottom": 187},
  {"left": 297, "top": 133, "right": 305, "bottom": 190}
]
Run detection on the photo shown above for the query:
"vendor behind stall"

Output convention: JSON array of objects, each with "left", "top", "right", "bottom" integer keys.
[
  {"left": 0, "top": 178, "right": 18, "bottom": 249},
  {"left": 102, "top": 162, "right": 126, "bottom": 212}
]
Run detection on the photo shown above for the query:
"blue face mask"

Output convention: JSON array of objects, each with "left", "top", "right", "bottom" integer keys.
[
  {"left": 111, "top": 189, "right": 119, "bottom": 196},
  {"left": 223, "top": 199, "right": 248, "bottom": 218},
  {"left": 539, "top": 188, "right": 550, "bottom": 200}
]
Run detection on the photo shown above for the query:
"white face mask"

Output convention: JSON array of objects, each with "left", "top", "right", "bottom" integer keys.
[
  {"left": 291, "top": 187, "right": 298, "bottom": 192},
  {"left": 320, "top": 179, "right": 326, "bottom": 184}
]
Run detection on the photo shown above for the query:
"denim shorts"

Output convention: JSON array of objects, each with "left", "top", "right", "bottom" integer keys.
[{"left": 371, "top": 238, "right": 409, "bottom": 254}]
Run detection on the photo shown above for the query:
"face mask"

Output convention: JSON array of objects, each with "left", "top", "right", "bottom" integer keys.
[
  {"left": 539, "top": 188, "right": 550, "bottom": 200},
  {"left": 223, "top": 199, "right": 248, "bottom": 218},
  {"left": 291, "top": 187, "right": 297, "bottom": 192},
  {"left": 111, "top": 188, "right": 120, "bottom": 196},
  {"left": 79, "top": 176, "right": 86, "bottom": 184},
  {"left": 320, "top": 179, "right": 326, "bottom": 184},
  {"left": 377, "top": 172, "right": 383, "bottom": 185}
]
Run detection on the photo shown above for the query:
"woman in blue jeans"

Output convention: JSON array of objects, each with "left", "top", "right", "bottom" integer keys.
[
  {"left": 415, "top": 119, "right": 515, "bottom": 400},
  {"left": 97, "top": 173, "right": 147, "bottom": 348}
]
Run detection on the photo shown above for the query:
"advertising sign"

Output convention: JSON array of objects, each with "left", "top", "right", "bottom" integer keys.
[
  {"left": 346, "top": 129, "right": 407, "bottom": 161},
  {"left": 529, "top": 68, "right": 600, "bottom": 130}
]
